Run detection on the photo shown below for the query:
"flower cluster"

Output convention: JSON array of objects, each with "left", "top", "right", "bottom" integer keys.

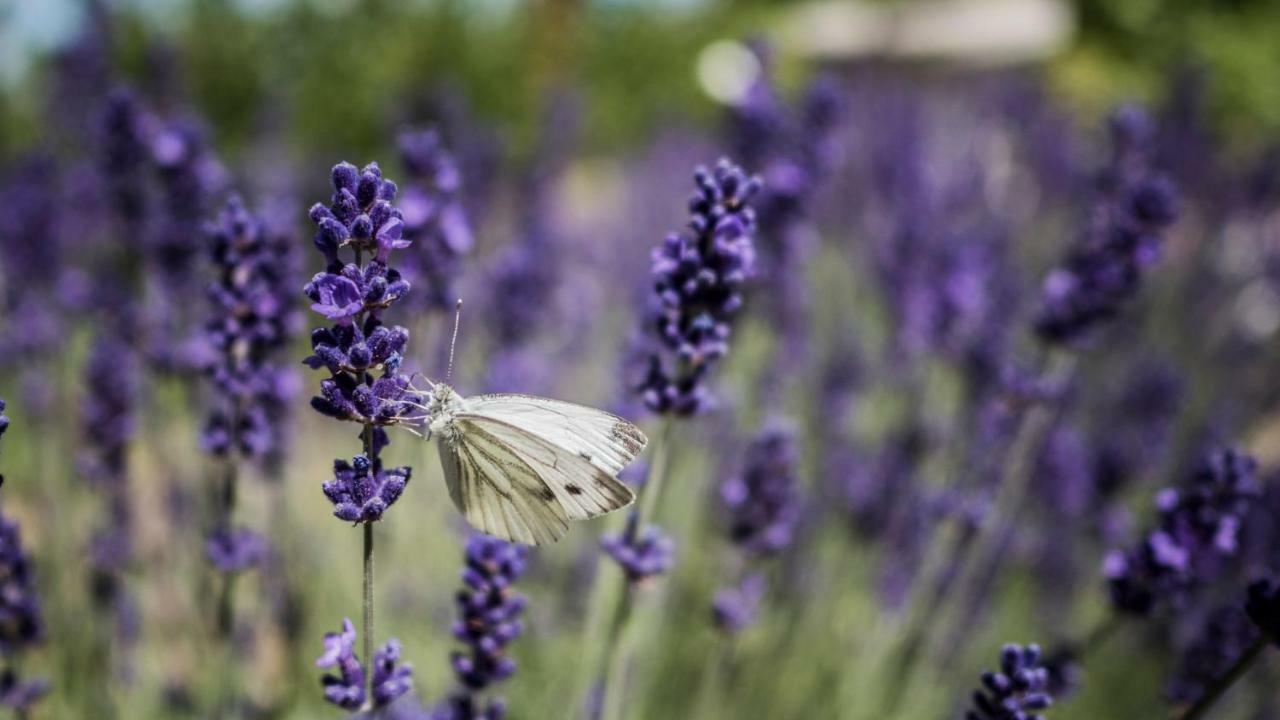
[
  {"left": 321, "top": 454, "right": 411, "bottom": 524},
  {"left": 0, "top": 154, "right": 65, "bottom": 373},
  {"left": 98, "top": 88, "right": 150, "bottom": 234},
  {"left": 1105, "top": 447, "right": 1260, "bottom": 616},
  {"left": 721, "top": 423, "right": 800, "bottom": 557},
  {"left": 201, "top": 195, "right": 299, "bottom": 461},
  {"left": 305, "top": 161, "right": 417, "bottom": 521},
  {"left": 397, "top": 128, "right": 473, "bottom": 312},
  {"left": 204, "top": 528, "right": 268, "bottom": 574},
  {"left": 0, "top": 400, "right": 48, "bottom": 713},
  {"left": 1034, "top": 105, "right": 1179, "bottom": 345},
  {"left": 966, "top": 643, "right": 1053, "bottom": 720},
  {"left": 437, "top": 535, "right": 528, "bottom": 718},
  {"left": 151, "top": 117, "right": 225, "bottom": 292},
  {"left": 1245, "top": 578, "right": 1280, "bottom": 646},
  {"left": 712, "top": 573, "right": 764, "bottom": 633},
  {"left": 316, "top": 618, "right": 413, "bottom": 711},
  {"left": 602, "top": 512, "right": 676, "bottom": 583},
  {"left": 637, "top": 159, "right": 762, "bottom": 415}
]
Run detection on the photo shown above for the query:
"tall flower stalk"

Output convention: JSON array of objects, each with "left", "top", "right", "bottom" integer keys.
[
  {"left": 199, "top": 194, "right": 298, "bottom": 708},
  {"left": 0, "top": 400, "right": 48, "bottom": 717},
  {"left": 305, "top": 161, "right": 417, "bottom": 711},
  {"left": 594, "top": 159, "right": 760, "bottom": 720}
]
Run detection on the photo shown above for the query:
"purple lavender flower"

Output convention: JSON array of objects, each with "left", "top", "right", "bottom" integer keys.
[
  {"left": 0, "top": 515, "right": 44, "bottom": 655},
  {"left": 712, "top": 574, "right": 765, "bottom": 633},
  {"left": 602, "top": 512, "right": 676, "bottom": 583},
  {"left": 305, "top": 161, "right": 418, "bottom": 518},
  {"left": 0, "top": 400, "right": 48, "bottom": 712},
  {"left": 1105, "top": 447, "right": 1260, "bottom": 616},
  {"left": 637, "top": 159, "right": 761, "bottom": 416},
  {"left": 720, "top": 422, "right": 800, "bottom": 557},
  {"left": 150, "top": 116, "right": 226, "bottom": 295},
  {"left": 1035, "top": 104, "right": 1179, "bottom": 345},
  {"left": 1246, "top": 578, "right": 1280, "bottom": 645},
  {"left": 98, "top": 88, "right": 151, "bottom": 233},
  {"left": 966, "top": 643, "right": 1053, "bottom": 720},
  {"left": 434, "top": 535, "right": 528, "bottom": 719},
  {"left": 316, "top": 618, "right": 366, "bottom": 710},
  {"left": 0, "top": 154, "right": 65, "bottom": 375},
  {"left": 204, "top": 528, "right": 268, "bottom": 574},
  {"left": 201, "top": 195, "right": 299, "bottom": 461},
  {"left": 317, "top": 619, "right": 415, "bottom": 711},
  {"left": 321, "top": 453, "right": 411, "bottom": 523},
  {"left": 397, "top": 128, "right": 473, "bottom": 312}
]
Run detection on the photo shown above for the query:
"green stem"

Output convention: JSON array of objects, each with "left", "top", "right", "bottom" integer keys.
[
  {"left": 598, "top": 586, "right": 635, "bottom": 720},
  {"left": 595, "top": 419, "right": 674, "bottom": 720},
  {"left": 1175, "top": 636, "right": 1269, "bottom": 720},
  {"left": 934, "top": 352, "right": 1077, "bottom": 663},
  {"left": 361, "top": 422, "right": 376, "bottom": 706},
  {"left": 1079, "top": 613, "right": 1125, "bottom": 660}
]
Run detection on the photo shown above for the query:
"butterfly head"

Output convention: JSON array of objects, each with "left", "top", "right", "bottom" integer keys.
[{"left": 425, "top": 383, "right": 466, "bottom": 439}]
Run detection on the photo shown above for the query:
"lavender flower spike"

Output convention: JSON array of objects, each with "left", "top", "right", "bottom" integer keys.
[
  {"left": 0, "top": 400, "right": 48, "bottom": 712},
  {"left": 1105, "top": 446, "right": 1259, "bottom": 616},
  {"left": 721, "top": 422, "right": 800, "bottom": 557},
  {"left": 966, "top": 643, "right": 1054, "bottom": 720},
  {"left": 637, "top": 158, "right": 762, "bottom": 416},
  {"left": 433, "top": 535, "right": 528, "bottom": 719}
]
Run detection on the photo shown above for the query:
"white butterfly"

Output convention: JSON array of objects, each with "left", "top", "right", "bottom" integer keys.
[{"left": 414, "top": 382, "right": 646, "bottom": 545}]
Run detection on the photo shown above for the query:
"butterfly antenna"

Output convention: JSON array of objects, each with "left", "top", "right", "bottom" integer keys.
[{"left": 446, "top": 298, "right": 463, "bottom": 383}]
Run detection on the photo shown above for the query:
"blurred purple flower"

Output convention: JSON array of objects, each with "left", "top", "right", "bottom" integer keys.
[
  {"left": 398, "top": 128, "right": 472, "bottom": 312},
  {"left": 1035, "top": 104, "right": 1179, "bottom": 345},
  {"left": 201, "top": 195, "right": 300, "bottom": 461},
  {"left": 433, "top": 535, "right": 527, "bottom": 719},
  {"left": 204, "top": 528, "right": 268, "bottom": 574},
  {"left": 0, "top": 401, "right": 48, "bottom": 712},
  {"left": 637, "top": 159, "right": 761, "bottom": 416},
  {"left": 721, "top": 422, "right": 800, "bottom": 557},
  {"left": 1105, "top": 447, "right": 1260, "bottom": 615},
  {"left": 602, "top": 512, "right": 675, "bottom": 583},
  {"left": 712, "top": 574, "right": 765, "bottom": 634}
]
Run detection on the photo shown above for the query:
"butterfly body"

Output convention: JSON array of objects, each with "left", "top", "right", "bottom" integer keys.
[{"left": 421, "top": 383, "right": 646, "bottom": 545}]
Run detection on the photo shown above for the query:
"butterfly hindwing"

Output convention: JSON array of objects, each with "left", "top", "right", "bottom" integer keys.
[{"left": 438, "top": 424, "right": 570, "bottom": 545}]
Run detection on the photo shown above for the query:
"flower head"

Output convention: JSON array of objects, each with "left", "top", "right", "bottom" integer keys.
[
  {"left": 317, "top": 618, "right": 366, "bottom": 710},
  {"left": 1105, "top": 447, "right": 1260, "bottom": 615},
  {"left": 1035, "top": 104, "right": 1179, "bottom": 345},
  {"left": 397, "top": 128, "right": 472, "bottom": 311},
  {"left": 721, "top": 422, "right": 800, "bottom": 557},
  {"left": 966, "top": 643, "right": 1053, "bottom": 720},
  {"left": 602, "top": 512, "right": 675, "bottom": 583},
  {"left": 434, "top": 534, "right": 527, "bottom": 719},
  {"left": 712, "top": 574, "right": 765, "bottom": 634},
  {"left": 321, "top": 453, "right": 411, "bottom": 523},
  {"left": 204, "top": 528, "right": 268, "bottom": 574},
  {"left": 637, "top": 159, "right": 761, "bottom": 416}
]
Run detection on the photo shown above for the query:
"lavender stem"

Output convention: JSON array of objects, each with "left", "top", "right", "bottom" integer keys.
[
  {"left": 1176, "top": 635, "right": 1268, "bottom": 720},
  {"left": 361, "top": 422, "right": 375, "bottom": 708},
  {"left": 596, "top": 420, "right": 673, "bottom": 720}
]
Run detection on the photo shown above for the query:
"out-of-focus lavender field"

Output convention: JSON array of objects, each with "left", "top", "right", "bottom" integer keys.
[{"left": 5, "top": 1, "right": 1280, "bottom": 719}]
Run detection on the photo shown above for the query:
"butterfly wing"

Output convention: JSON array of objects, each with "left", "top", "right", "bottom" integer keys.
[
  {"left": 455, "top": 413, "right": 637, "bottom": 523},
  {"left": 437, "top": 424, "right": 571, "bottom": 545},
  {"left": 465, "top": 394, "right": 648, "bottom": 477}
]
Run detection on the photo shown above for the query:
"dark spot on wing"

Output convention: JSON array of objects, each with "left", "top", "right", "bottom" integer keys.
[
  {"left": 566, "top": 484, "right": 583, "bottom": 495},
  {"left": 540, "top": 488, "right": 556, "bottom": 501}
]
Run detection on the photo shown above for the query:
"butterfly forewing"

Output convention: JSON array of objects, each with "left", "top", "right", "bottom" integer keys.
[
  {"left": 438, "top": 425, "right": 571, "bottom": 545},
  {"left": 457, "top": 413, "right": 637, "bottom": 523},
  {"left": 466, "top": 394, "right": 648, "bottom": 476}
]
